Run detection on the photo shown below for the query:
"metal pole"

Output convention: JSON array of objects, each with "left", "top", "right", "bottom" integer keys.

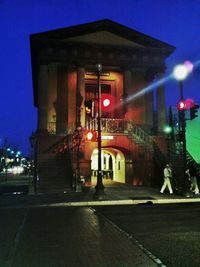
[
  {"left": 33, "top": 140, "right": 37, "bottom": 194},
  {"left": 179, "top": 81, "right": 187, "bottom": 194},
  {"left": 76, "top": 128, "right": 81, "bottom": 192},
  {"left": 93, "top": 64, "right": 105, "bottom": 200}
]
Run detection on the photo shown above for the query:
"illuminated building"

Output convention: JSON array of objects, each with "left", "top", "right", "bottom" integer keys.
[{"left": 30, "top": 19, "right": 175, "bottom": 193}]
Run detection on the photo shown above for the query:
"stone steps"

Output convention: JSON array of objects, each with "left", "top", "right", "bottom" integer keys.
[{"left": 37, "top": 152, "right": 72, "bottom": 193}]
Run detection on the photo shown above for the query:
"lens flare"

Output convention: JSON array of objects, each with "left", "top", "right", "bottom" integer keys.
[
  {"left": 184, "top": 98, "right": 195, "bottom": 109},
  {"left": 115, "top": 59, "right": 199, "bottom": 110},
  {"left": 184, "top": 60, "right": 194, "bottom": 73}
]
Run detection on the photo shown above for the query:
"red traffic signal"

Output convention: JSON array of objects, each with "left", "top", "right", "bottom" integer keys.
[
  {"left": 177, "top": 100, "right": 186, "bottom": 111},
  {"left": 102, "top": 98, "right": 111, "bottom": 107},
  {"left": 101, "top": 94, "right": 113, "bottom": 110},
  {"left": 85, "top": 130, "right": 97, "bottom": 142}
]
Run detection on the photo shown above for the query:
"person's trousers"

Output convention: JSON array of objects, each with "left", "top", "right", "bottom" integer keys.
[
  {"left": 160, "top": 177, "right": 173, "bottom": 194},
  {"left": 190, "top": 177, "right": 199, "bottom": 194}
]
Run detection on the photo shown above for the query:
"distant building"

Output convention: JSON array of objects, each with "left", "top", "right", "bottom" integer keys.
[{"left": 30, "top": 19, "right": 175, "bottom": 193}]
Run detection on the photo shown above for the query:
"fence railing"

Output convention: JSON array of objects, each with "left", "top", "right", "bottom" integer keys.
[
  {"left": 86, "top": 118, "right": 129, "bottom": 133},
  {"left": 48, "top": 118, "right": 154, "bottom": 150}
]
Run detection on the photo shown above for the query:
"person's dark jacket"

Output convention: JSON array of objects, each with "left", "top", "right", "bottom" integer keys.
[{"left": 188, "top": 163, "right": 197, "bottom": 177}]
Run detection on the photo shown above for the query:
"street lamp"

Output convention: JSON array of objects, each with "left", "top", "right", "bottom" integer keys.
[
  {"left": 93, "top": 64, "right": 105, "bottom": 200},
  {"left": 173, "top": 64, "right": 190, "bottom": 196},
  {"left": 29, "top": 132, "right": 37, "bottom": 194}
]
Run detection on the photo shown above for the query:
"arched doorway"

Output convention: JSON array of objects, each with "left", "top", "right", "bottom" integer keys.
[{"left": 91, "top": 148, "right": 125, "bottom": 185}]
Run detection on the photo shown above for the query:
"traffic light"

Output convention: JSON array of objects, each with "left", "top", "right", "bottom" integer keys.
[
  {"left": 190, "top": 104, "right": 199, "bottom": 120},
  {"left": 101, "top": 94, "right": 113, "bottom": 111},
  {"left": 84, "top": 100, "right": 93, "bottom": 115},
  {"left": 85, "top": 130, "right": 97, "bottom": 142},
  {"left": 176, "top": 132, "right": 184, "bottom": 142},
  {"left": 177, "top": 100, "right": 186, "bottom": 111},
  {"left": 84, "top": 99, "right": 95, "bottom": 117}
]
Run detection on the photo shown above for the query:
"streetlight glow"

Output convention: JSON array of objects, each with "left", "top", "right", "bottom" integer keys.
[
  {"left": 173, "top": 64, "right": 189, "bottom": 81},
  {"left": 164, "top": 125, "right": 172, "bottom": 134}
]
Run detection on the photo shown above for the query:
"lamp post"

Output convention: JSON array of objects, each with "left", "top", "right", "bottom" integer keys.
[
  {"left": 173, "top": 64, "right": 189, "bottom": 195},
  {"left": 73, "top": 126, "right": 82, "bottom": 191},
  {"left": 93, "top": 64, "right": 105, "bottom": 200},
  {"left": 29, "top": 132, "right": 37, "bottom": 194}
]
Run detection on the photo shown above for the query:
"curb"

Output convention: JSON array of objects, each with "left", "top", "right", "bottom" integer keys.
[{"left": 35, "top": 197, "right": 200, "bottom": 208}]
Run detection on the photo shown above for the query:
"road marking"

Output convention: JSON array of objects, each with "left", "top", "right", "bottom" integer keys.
[{"left": 11, "top": 208, "right": 30, "bottom": 265}]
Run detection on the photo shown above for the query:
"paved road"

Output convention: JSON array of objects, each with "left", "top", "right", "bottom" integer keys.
[
  {"left": 0, "top": 206, "right": 158, "bottom": 267},
  {"left": 95, "top": 203, "right": 200, "bottom": 267}
]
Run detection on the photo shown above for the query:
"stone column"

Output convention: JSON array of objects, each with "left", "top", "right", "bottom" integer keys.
[
  {"left": 145, "top": 91, "right": 154, "bottom": 130},
  {"left": 56, "top": 64, "right": 68, "bottom": 134},
  {"left": 144, "top": 71, "right": 154, "bottom": 132},
  {"left": 123, "top": 69, "right": 131, "bottom": 115},
  {"left": 47, "top": 63, "right": 57, "bottom": 133},
  {"left": 37, "top": 65, "right": 48, "bottom": 133},
  {"left": 76, "top": 67, "right": 85, "bottom": 127},
  {"left": 156, "top": 71, "right": 166, "bottom": 133}
]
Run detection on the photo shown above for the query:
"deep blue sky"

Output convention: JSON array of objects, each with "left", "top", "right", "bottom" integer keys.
[{"left": 0, "top": 0, "right": 200, "bottom": 156}]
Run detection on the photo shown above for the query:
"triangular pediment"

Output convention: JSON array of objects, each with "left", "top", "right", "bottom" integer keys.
[
  {"left": 31, "top": 19, "right": 175, "bottom": 52},
  {"left": 64, "top": 30, "right": 144, "bottom": 48}
]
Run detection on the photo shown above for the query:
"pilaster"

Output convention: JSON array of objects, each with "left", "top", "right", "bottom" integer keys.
[
  {"left": 56, "top": 64, "right": 68, "bottom": 134},
  {"left": 156, "top": 72, "right": 166, "bottom": 133},
  {"left": 123, "top": 69, "right": 131, "bottom": 115},
  {"left": 144, "top": 71, "right": 155, "bottom": 132},
  {"left": 76, "top": 67, "right": 85, "bottom": 128},
  {"left": 47, "top": 63, "right": 57, "bottom": 133},
  {"left": 37, "top": 64, "right": 48, "bottom": 133}
]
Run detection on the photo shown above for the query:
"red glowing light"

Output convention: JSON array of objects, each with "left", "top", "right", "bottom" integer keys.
[
  {"left": 86, "top": 131, "right": 93, "bottom": 141},
  {"left": 85, "top": 130, "right": 97, "bottom": 141},
  {"left": 178, "top": 101, "right": 186, "bottom": 110},
  {"left": 184, "top": 98, "right": 195, "bottom": 109},
  {"left": 103, "top": 98, "right": 111, "bottom": 107},
  {"left": 101, "top": 94, "right": 113, "bottom": 110}
]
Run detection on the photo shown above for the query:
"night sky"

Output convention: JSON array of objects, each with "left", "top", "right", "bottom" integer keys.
[{"left": 0, "top": 0, "right": 200, "bottom": 159}]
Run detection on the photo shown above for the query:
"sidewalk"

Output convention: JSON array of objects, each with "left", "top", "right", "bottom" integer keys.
[{"left": 1, "top": 180, "right": 200, "bottom": 208}]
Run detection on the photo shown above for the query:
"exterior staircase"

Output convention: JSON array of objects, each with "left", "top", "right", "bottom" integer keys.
[
  {"left": 37, "top": 152, "right": 72, "bottom": 193},
  {"left": 127, "top": 120, "right": 200, "bottom": 185},
  {"left": 126, "top": 121, "right": 168, "bottom": 185},
  {"left": 127, "top": 123, "right": 154, "bottom": 151}
]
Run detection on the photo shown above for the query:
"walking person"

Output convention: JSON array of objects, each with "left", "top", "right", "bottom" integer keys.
[
  {"left": 160, "top": 163, "right": 173, "bottom": 194},
  {"left": 188, "top": 161, "right": 199, "bottom": 195}
]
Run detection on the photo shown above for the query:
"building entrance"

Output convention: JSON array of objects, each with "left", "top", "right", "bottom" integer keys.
[{"left": 91, "top": 148, "right": 125, "bottom": 185}]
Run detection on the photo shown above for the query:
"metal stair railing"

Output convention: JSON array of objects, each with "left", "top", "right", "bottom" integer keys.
[
  {"left": 46, "top": 119, "right": 154, "bottom": 152},
  {"left": 46, "top": 118, "right": 162, "bottom": 159},
  {"left": 86, "top": 118, "right": 128, "bottom": 133},
  {"left": 44, "top": 134, "right": 74, "bottom": 154},
  {"left": 46, "top": 118, "right": 170, "bottom": 164},
  {"left": 86, "top": 118, "right": 154, "bottom": 150},
  {"left": 126, "top": 121, "right": 154, "bottom": 151}
]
